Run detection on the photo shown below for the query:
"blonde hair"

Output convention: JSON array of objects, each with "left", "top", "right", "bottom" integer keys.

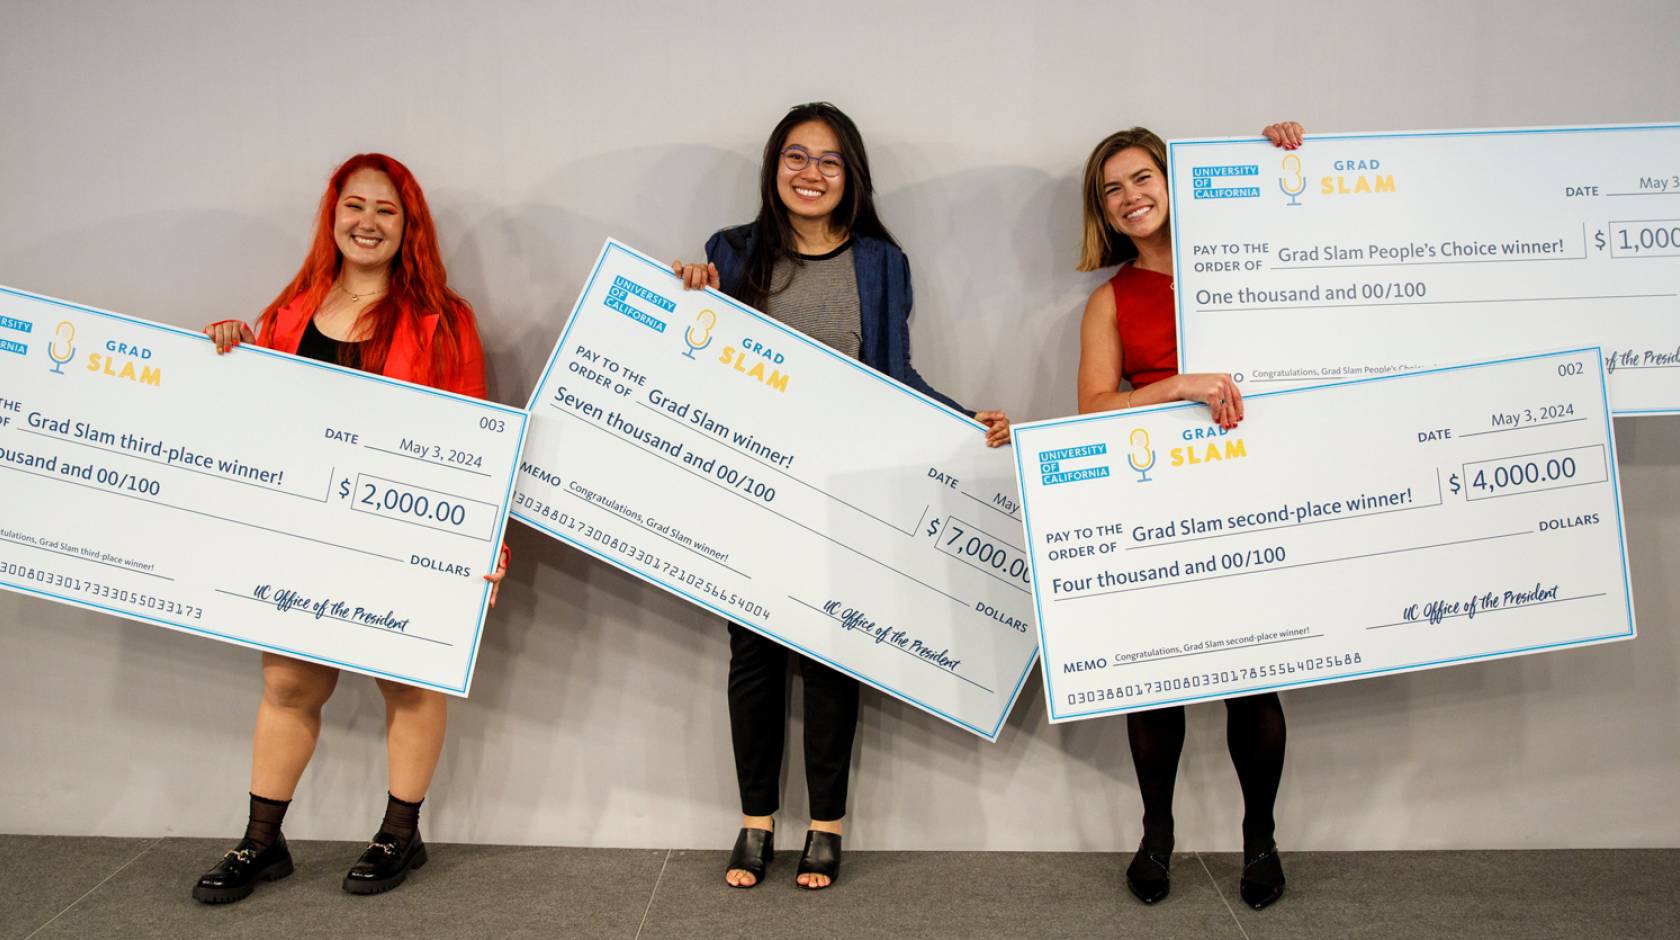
[{"left": 1076, "top": 127, "right": 1169, "bottom": 272}]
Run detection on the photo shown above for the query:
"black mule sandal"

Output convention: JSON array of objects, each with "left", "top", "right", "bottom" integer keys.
[
  {"left": 725, "top": 827, "right": 774, "bottom": 888},
  {"left": 795, "top": 830, "right": 841, "bottom": 889}
]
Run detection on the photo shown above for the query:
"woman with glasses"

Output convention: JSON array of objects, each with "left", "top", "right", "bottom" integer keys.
[
  {"left": 1074, "top": 122, "right": 1303, "bottom": 910},
  {"left": 671, "top": 102, "right": 1011, "bottom": 891}
]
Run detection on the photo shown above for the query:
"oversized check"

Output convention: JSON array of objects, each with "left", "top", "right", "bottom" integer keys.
[
  {"left": 512, "top": 240, "right": 1037, "bottom": 740},
  {"left": 1168, "top": 123, "right": 1680, "bottom": 415},
  {"left": 0, "top": 287, "right": 527, "bottom": 695},
  {"left": 1013, "top": 349, "right": 1634, "bottom": 722}
]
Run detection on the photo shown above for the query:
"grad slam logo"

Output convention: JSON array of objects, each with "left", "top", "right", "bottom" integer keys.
[
  {"left": 47, "top": 321, "right": 77, "bottom": 373},
  {"left": 54, "top": 321, "right": 162, "bottom": 387},
  {"left": 1277, "top": 154, "right": 1398, "bottom": 204}
]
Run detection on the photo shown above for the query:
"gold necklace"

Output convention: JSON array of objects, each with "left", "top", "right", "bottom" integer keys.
[{"left": 337, "top": 282, "right": 388, "bottom": 303}]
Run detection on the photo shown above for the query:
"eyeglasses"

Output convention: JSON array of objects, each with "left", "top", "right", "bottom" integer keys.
[{"left": 781, "top": 146, "right": 844, "bottom": 178}]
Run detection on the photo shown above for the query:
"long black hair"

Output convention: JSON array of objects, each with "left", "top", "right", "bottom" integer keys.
[{"left": 739, "top": 102, "right": 898, "bottom": 309}]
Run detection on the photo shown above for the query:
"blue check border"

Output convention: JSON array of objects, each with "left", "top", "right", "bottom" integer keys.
[
  {"left": 1011, "top": 347, "right": 1637, "bottom": 722},
  {"left": 0, "top": 284, "right": 530, "bottom": 696}
]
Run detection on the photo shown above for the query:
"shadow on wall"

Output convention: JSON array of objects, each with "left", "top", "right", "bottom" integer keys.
[
  {"left": 869, "top": 155, "right": 1099, "bottom": 423},
  {"left": 432, "top": 144, "right": 760, "bottom": 408},
  {"left": 433, "top": 519, "right": 741, "bottom": 844},
  {"left": 0, "top": 209, "right": 300, "bottom": 328}
]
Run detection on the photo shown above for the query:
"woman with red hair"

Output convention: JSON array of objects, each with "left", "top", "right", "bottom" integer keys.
[{"left": 191, "top": 154, "right": 506, "bottom": 903}]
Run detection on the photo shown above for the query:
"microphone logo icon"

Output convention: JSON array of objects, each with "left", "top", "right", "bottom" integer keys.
[
  {"left": 1126, "top": 428, "right": 1156, "bottom": 483},
  {"left": 1279, "top": 153, "right": 1306, "bottom": 207},
  {"left": 47, "top": 320, "right": 77, "bottom": 374},
  {"left": 682, "top": 308, "right": 716, "bottom": 360}
]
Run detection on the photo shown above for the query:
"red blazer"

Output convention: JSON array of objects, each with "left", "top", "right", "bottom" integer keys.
[{"left": 258, "top": 296, "right": 488, "bottom": 399}]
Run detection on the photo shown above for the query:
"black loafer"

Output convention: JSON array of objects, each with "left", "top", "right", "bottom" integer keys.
[
  {"left": 1125, "top": 840, "right": 1172, "bottom": 904},
  {"left": 192, "top": 835, "right": 294, "bottom": 904},
  {"left": 343, "top": 831, "right": 428, "bottom": 895},
  {"left": 725, "top": 827, "right": 774, "bottom": 888},
  {"left": 1239, "top": 844, "right": 1286, "bottom": 909},
  {"left": 795, "top": 830, "right": 841, "bottom": 889}
]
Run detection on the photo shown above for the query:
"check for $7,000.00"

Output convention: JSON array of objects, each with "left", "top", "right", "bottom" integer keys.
[{"left": 511, "top": 240, "right": 1040, "bottom": 740}]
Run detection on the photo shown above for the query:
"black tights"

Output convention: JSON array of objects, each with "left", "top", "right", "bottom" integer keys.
[{"left": 1127, "top": 693, "right": 1286, "bottom": 857}]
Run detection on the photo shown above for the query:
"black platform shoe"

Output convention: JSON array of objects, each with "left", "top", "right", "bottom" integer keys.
[
  {"left": 725, "top": 827, "right": 774, "bottom": 888},
  {"left": 342, "top": 831, "right": 428, "bottom": 895},
  {"left": 1125, "top": 840, "right": 1172, "bottom": 904},
  {"left": 1239, "top": 844, "right": 1286, "bottom": 909},
  {"left": 795, "top": 830, "right": 841, "bottom": 889},
  {"left": 192, "top": 835, "right": 294, "bottom": 904}
]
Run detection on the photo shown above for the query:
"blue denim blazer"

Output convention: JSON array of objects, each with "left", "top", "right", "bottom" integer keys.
[{"left": 704, "top": 224, "right": 970, "bottom": 415}]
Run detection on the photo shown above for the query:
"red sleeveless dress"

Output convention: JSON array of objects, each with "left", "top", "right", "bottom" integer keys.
[{"left": 1109, "top": 263, "right": 1177, "bottom": 390}]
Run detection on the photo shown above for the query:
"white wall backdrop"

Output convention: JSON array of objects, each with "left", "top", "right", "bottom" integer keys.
[{"left": 2, "top": 0, "right": 1677, "bottom": 851}]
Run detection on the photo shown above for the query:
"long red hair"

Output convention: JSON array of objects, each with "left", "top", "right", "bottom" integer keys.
[{"left": 258, "top": 153, "right": 473, "bottom": 386}]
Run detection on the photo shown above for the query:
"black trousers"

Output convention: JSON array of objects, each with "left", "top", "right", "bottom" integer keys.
[{"left": 727, "top": 622, "right": 860, "bottom": 820}]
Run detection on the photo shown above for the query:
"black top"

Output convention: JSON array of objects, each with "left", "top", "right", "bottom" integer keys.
[{"left": 296, "top": 317, "right": 361, "bottom": 369}]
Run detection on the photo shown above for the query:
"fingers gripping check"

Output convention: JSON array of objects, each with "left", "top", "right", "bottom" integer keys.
[{"left": 203, "top": 320, "right": 254, "bottom": 355}]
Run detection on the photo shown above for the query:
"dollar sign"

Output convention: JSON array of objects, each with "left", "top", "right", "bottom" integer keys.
[
  {"left": 927, "top": 517, "right": 940, "bottom": 537},
  {"left": 338, "top": 478, "right": 350, "bottom": 499},
  {"left": 1448, "top": 472, "right": 1460, "bottom": 495},
  {"left": 1594, "top": 228, "right": 1605, "bottom": 251}
]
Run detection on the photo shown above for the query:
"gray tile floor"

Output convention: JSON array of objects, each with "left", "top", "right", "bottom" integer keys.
[{"left": 3, "top": 835, "right": 1676, "bottom": 939}]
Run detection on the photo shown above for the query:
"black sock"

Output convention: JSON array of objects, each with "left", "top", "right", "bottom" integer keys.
[
  {"left": 1127, "top": 706, "right": 1186, "bottom": 855},
  {"left": 380, "top": 792, "right": 423, "bottom": 846},
  {"left": 243, "top": 793, "right": 290, "bottom": 851}
]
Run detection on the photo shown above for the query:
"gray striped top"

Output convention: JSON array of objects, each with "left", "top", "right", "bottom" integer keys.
[{"left": 764, "top": 242, "right": 863, "bottom": 360}]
